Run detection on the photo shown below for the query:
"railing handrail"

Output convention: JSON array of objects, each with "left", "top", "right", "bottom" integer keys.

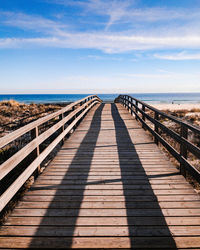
[
  {"left": 116, "top": 94, "right": 200, "bottom": 183},
  {"left": 0, "top": 95, "right": 100, "bottom": 149},
  {"left": 119, "top": 94, "right": 200, "bottom": 134},
  {"left": 0, "top": 95, "right": 101, "bottom": 212}
]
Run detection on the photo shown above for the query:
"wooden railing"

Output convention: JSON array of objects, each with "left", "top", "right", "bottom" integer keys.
[
  {"left": 0, "top": 95, "right": 101, "bottom": 212},
  {"left": 116, "top": 95, "right": 200, "bottom": 183}
]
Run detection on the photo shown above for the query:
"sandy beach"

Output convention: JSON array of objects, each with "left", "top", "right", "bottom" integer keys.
[
  {"left": 149, "top": 103, "right": 200, "bottom": 127},
  {"left": 152, "top": 103, "right": 200, "bottom": 111}
]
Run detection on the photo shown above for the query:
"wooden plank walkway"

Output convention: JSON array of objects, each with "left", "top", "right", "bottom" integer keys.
[{"left": 1, "top": 103, "right": 200, "bottom": 249}]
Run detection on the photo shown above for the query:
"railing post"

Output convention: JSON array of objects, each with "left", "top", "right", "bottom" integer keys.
[
  {"left": 154, "top": 112, "right": 159, "bottom": 145},
  {"left": 142, "top": 104, "right": 146, "bottom": 129},
  {"left": 130, "top": 98, "right": 133, "bottom": 115},
  {"left": 135, "top": 101, "right": 138, "bottom": 120},
  {"left": 59, "top": 113, "right": 65, "bottom": 144},
  {"left": 70, "top": 105, "right": 77, "bottom": 131},
  {"left": 31, "top": 126, "right": 40, "bottom": 175},
  {"left": 84, "top": 98, "right": 87, "bottom": 109},
  {"left": 127, "top": 97, "right": 130, "bottom": 112},
  {"left": 84, "top": 98, "right": 87, "bottom": 110},
  {"left": 180, "top": 124, "right": 188, "bottom": 177}
]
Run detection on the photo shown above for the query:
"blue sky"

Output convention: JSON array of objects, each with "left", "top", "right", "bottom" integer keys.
[{"left": 0, "top": 0, "right": 200, "bottom": 94}]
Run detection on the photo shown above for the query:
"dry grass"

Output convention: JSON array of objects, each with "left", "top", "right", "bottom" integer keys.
[
  {"left": 0, "top": 100, "right": 69, "bottom": 224},
  {"left": 141, "top": 107, "right": 200, "bottom": 189},
  {"left": 0, "top": 100, "right": 64, "bottom": 137},
  {"left": 156, "top": 109, "right": 200, "bottom": 188},
  {"left": 191, "top": 108, "right": 200, "bottom": 113},
  {"left": 0, "top": 100, "right": 65, "bottom": 165},
  {"left": 1, "top": 99, "right": 20, "bottom": 107},
  {"left": 161, "top": 109, "right": 200, "bottom": 126}
]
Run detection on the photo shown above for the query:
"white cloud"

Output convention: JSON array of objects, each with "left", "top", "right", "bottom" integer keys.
[
  {"left": 50, "top": 0, "right": 200, "bottom": 30},
  {"left": 120, "top": 73, "right": 173, "bottom": 79},
  {"left": 57, "top": 72, "right": 200, "bottom": 93},
  {"left": 52, "top": 0, "right": 200, "bottom": 20},
  {"left": 0, "top": 11, "right": 67, "bottom": 35},
  {"left": 51, "top": 0, "right": 132, "bottom": 30},
  {"left": 86, "top": 55, "right": 122, "bottom": 60},
  {"left": 154, "top": 51, "right": 200, "bottom": 60},
  {"left": 6, "top": 72, "right": 199, "bottom": 94},
  {"left": 1, "top": 7, "right": 200, "bottom": 53},
  {"left": 1, "top": 34, "right": 200, "bottom": 53},
  {"left": 121, "top": 71, "right": 200, "bottom": 79}
]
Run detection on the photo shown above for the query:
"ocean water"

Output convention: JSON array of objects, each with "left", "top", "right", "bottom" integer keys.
[{"left": 0, "top": 93, "right": 200, "bottom": 104}]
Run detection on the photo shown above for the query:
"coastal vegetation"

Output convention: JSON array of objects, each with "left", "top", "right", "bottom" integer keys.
[
  {"left": 0, "top": 100, "right": 63, "bottom": 138},
  {"left": 151, "top": 108, "right": 200, "bottom": 189},
  {"left": 0, "top": 100, "right": 65, "bottom": 224}
]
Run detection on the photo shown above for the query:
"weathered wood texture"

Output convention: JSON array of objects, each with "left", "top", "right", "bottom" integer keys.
[
  {"left": 1, "top": 103, "right": 200, "bottom": 249},
  {"left": 0, "top": 95, "right": 100, "bottom": 212},
  {"left": 117, "top": 95, "right": 200, "bottom": 183}
]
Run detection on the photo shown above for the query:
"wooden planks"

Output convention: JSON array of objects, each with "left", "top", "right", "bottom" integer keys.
[
  {"left": 2, "top": 225, "right": 200, "bottom": 236},
  {"left": 0, "top": 98, "right": 97, "bottom": 181},
  {"left": 0, "top": 95, "right": 99, "bottom": 149},
  {"left": 1, "top": 236, "right": 200, "bottom": 249},
  {"left": 1, "top": 103, "right": 200, "bottom": 249},
  {"left": 119, "top": 95, "right": 200, "bottom": 183},
  {"left": 0, "top": 100, "right": 98, "bottom": 212}
]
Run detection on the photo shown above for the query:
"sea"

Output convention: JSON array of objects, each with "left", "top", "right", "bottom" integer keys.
[{"left": 0, "top": 93, "right": 200, "bottom": 104}]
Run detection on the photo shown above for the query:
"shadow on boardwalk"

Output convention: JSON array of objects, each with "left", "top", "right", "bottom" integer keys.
[
  {"left": 29, "top": 103, "right": 177, "bottom": 248},
  {"left": 30, "top": 104, "right": 104, "bottom": 248},
  {"left": 111, "top": 103, "right": 177, "bottom": 248}
]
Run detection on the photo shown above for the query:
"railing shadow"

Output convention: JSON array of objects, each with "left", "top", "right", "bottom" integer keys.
[
  {"left": 111, "top": 103, "right": 177, "bottom": 248},
  {"left": 29, "top": 104, "right": 104, "bottom": 248}
]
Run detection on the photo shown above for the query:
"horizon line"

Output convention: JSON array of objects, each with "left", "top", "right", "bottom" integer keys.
[{"left": 1, "top": 91, "right": 200, "bottom": 95}]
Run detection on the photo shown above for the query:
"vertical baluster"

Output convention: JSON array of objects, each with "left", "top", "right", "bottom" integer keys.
[
  {"left": 135, "top": 101, "right": 138, "bottom": 120},
  {"left": 59, "top": 113, "right": 65, "bottom": 144},
  {"left": 142, "top": 104, "right": 146, "bottom": 129},
  {"left": 131, "top": 98, "right": 133, "bottom": 115},
  {"left": 31, "top": 126, "right": 40, "bottom": 176},
  {"left": 180, "top": 124, "right": 188, "bottom": 177},
  {"left": 154, "top": 112, "right": 159, "bottom": 145},
  {"left": 72, "top": 104, "right": 77, "bottom": 130},
  {"left": 127, "top": 97, "right": 130, "bottom": 112}
]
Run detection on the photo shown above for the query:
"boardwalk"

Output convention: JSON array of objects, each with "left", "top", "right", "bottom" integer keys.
[{"left": 1, "top": 103, "right": 200, "bottom": 249}]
